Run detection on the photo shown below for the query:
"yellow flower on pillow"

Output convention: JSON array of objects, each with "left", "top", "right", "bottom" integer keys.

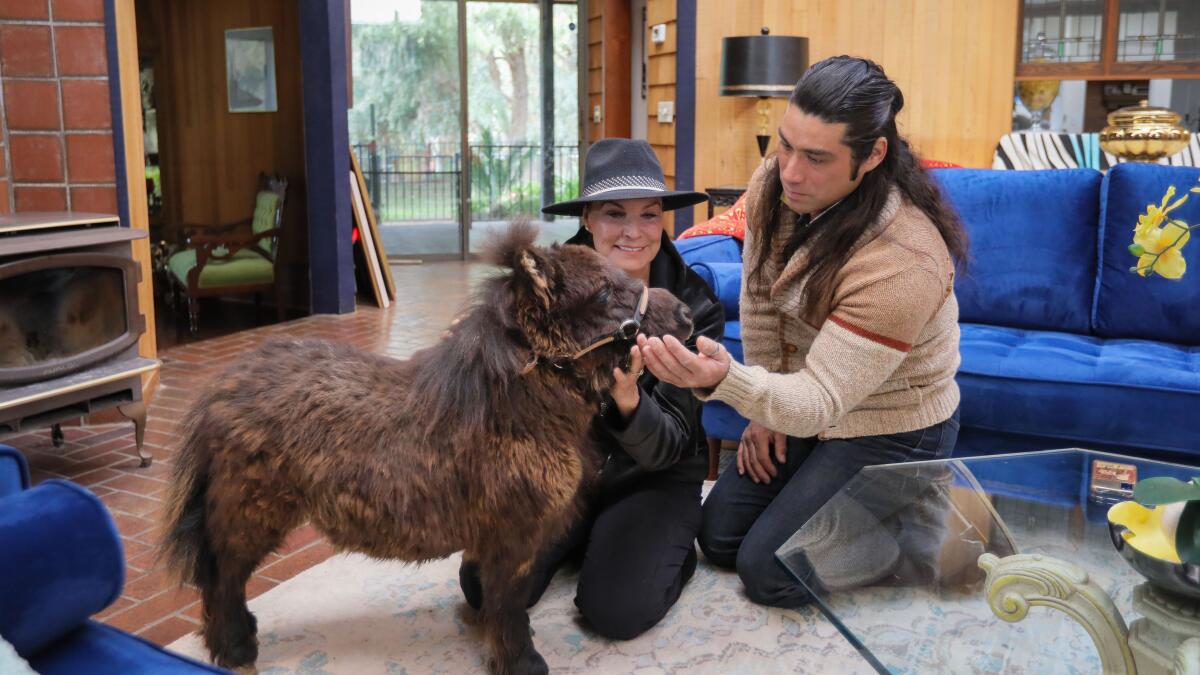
[
  {"left": 1129, "top": 179, "right": 1199, "bottom": 280},
  {"left": 1136, "top": 186, "right": 1187, "bottom": 237},
  {"left": 1133, "top": 219, "right": 1190, "bottom": 279}
]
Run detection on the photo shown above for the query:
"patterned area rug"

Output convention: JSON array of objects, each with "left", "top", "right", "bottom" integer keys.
[
  {"left": 165, "top": 483, "right": 1138, "bottom": 675},
  {"left": 166, "top": 549, "right": 874, "bottom": 674}
]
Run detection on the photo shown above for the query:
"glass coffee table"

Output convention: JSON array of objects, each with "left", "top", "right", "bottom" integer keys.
[{"left": 775, "top": 449, "right": 1200, "bottom": 674}]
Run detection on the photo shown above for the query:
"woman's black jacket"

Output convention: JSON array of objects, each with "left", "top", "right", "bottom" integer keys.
[{"left": 565, "top": 228, "right": 726, "bottom": 494}]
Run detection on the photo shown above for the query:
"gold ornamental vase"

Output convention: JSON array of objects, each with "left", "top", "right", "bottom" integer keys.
[{"left": 1099, "top": 100, "right": 1191, "bottom": 163}]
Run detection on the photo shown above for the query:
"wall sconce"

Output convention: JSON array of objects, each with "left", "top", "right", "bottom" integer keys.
[{"left": 719, "top": 29, "right": 809, "bottom": 157}]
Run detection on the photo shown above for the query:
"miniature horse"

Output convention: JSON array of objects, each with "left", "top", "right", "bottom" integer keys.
[{"left": 160, "top": 223, "right": 693, "bottom": 674}]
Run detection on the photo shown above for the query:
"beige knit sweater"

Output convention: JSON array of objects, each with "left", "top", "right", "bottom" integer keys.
[{"left": 700, "top": 158, "right": 961, "bottom": 440}]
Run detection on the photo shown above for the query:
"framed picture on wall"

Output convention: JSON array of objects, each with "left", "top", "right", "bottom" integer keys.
[{"left": 225, "top": 27, "right": 277, "bottom": 113}]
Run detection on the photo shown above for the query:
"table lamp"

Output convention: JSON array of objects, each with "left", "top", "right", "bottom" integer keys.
[{"left": 719, "top": 29, "right": 809, "bottom": 157}]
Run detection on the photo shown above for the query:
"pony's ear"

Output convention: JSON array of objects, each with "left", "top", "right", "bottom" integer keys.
[
  {"left": 485, "top": 221, "right": 557, "bottom": 310},
  {"left": 516, "top": 249, "right": 555, "bottom": 310}
]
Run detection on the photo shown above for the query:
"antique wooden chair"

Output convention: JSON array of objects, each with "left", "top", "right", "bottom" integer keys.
[{"left": 165, "top": 173, "right": 287, "bottom": 334}]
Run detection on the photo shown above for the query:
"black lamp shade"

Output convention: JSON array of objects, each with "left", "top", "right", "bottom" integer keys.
[{"left": 719, "top": 35, "right": 809, "bottom": 98}]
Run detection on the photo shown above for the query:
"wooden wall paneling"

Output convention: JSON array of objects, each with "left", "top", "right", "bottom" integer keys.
[
  {"left": 587, "top": 41, "right": 603, "bottom": 69},
  {"left": 645, "top": 0, "right": 675, "bottom": 233},
  {"left": 650, "top": 142, "right": 675, "bottom": 175},
  {"left": 587, "top": 9, "right": 602, "bottom": 143},
  {"left": 645, "top": 116, "right": 675, "bottom": 147},
  {"left": 115, "top": 0, "right": 157, "bottom": 377},
  {"left": 693, "top": 3, "right": 773, "bottom": 223},
  {"left": 649, "top": 23, "right": 676, "bottom": 54},
  {"left": 601, "top": 0, "right": 631, "bottom": 139},
  {"left": 146, "top": 0, "right": 308, "bottom": 311},
  {"left": 646, "top": 0, "right": 673, "bottom": 28},
  {"left": 647, "top": 52, "right": 675, "bottom": 84},
  {"left": 692, "top": 0, "right": 1018, "bottom": 225},
  {"left": 646, "top": 83, "right": 677, "bottom": 116},
  {"left": 588, "top": 93, "right": 602, "bottom": 140}
]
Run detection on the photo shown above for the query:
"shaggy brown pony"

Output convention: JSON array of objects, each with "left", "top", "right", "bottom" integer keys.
[{"left": 160, "top": 223, "right": 693, "bottom": 675}]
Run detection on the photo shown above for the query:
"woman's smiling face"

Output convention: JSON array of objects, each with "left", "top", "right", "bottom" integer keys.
[{"left": 583, "top": 197, "right": 664, "bottom": 282}]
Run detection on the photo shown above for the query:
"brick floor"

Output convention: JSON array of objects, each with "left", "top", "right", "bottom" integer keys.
[{"left": 2, "top": 262, "right": 490, "bottom": 647}]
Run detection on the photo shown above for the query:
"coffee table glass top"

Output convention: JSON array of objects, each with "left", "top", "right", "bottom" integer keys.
[{"left": 774, "top": 449, "right": 1198, "bottom": 674}]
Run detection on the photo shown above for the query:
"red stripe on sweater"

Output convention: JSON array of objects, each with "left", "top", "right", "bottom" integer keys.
[{"left": 828, "top": 315, "right": 912, "bottom": 352}]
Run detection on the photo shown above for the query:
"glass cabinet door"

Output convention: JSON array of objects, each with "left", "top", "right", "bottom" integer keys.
[
  {"left": 1020, "top": 0, "right": 1106, "bottom": 64},
  {"left": 1116, "top": 0, "right": 1200, "bottom": 62}
]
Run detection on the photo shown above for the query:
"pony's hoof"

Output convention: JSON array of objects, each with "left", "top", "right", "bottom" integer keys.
[
  {"left": 513, "top": 643, "right": 549, "bottom": 675},
  {"left": 211, "top": 637, "right": 258, "bottom": 671},
  {"left": 488, "top": 643, "right": 548, "bottom": 675}
]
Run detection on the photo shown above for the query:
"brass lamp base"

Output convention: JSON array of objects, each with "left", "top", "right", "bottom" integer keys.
[
  {"left": 756, "top": 97, "right": 772, "bottom": 157},
  {"left": 756, "top": 135, "right": 771, "bottom": 157}
]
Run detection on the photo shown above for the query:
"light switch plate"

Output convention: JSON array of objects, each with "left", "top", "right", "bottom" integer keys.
[
  {"left": 657, "top": 100, "right": 674, "bottom": 123},
  {"left": 593, "top": 105, "right": 602, "bottom": 123},
  {"left": 651, "top": 23, "right": 667, "bottom": 44}
]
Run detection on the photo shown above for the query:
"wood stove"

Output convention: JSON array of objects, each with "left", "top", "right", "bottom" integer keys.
[{"left": 0, "top": 213, "right": 160, "bottom": 467}]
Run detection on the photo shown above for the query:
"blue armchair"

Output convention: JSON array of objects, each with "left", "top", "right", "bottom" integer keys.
[{"left": 0, "top": 445, "right": 228, "bottom": 674}]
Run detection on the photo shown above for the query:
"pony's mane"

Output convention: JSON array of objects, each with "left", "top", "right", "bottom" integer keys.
[
  {"left": 405, "top": 222, "right": 615, "bottom": 446},
  {"left": 406, "top": 275, "right": 552, "bottom": 444}
]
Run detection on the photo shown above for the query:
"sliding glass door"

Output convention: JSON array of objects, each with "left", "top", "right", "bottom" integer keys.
[
  {"left": 349, "top": 0, "right": 580, "bottom": 261},
  {"left": 465, "top": 0, "right": 580, "bottom": 254}
]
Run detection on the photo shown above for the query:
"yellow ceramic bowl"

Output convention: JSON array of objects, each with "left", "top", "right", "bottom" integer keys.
[{"left": 1108, "top": 501, "right": 1181, "bottom": 563}]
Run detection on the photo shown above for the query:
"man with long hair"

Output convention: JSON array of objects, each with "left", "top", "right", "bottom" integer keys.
[{"left": 640, "top": 55, "right": 967, "bottom": 606}]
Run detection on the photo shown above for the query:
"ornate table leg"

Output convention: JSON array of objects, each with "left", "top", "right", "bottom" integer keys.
[
  {"left": 978, "top": 552, "right": 1138, "bottom": 675},
  {"left": 1128, "top": 583, "right": 1200, "bottom": 675},
  {"left": 116, "top": 401, "right": 152, "bottom": 468},
  {"left": 1176, "top": 639, "right": 1200, "bottom": 675}
]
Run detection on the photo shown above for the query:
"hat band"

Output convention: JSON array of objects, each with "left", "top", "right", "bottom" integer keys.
[{"left": 582, "top": 175, "right": 668, "bottom": 198}]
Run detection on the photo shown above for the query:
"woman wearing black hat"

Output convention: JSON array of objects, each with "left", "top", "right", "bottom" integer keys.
[{"left": 458, "top": 138, "right": 725, "bottom": 639}]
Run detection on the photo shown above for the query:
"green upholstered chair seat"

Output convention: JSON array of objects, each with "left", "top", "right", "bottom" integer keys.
[{"left": 167, "top": 248, "right": 274, "bottom": 289}]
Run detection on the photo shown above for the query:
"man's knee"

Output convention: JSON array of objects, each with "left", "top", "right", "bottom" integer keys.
[
  {"left": 575, "top": 586, "right": 663, "bottom": 640},
  {"left": 698, "top": 501, "right": 740, "bottom": 569},
  {"left": 734, "top": 543, "right": 814, "bottom": 608}
]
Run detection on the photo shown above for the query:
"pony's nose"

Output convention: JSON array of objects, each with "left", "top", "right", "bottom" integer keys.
[{"left": 675, "top": 303, "right": 693, "bottom": 332}]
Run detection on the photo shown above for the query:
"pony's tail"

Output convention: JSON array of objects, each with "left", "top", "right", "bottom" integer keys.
[{"left": 159, "top": 410, "right": 217, "bottom": 588}]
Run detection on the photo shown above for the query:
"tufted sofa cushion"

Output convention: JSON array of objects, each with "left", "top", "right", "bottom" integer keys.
[{"left": 957, "top": 323, "right": 1200, "bottom": 456}]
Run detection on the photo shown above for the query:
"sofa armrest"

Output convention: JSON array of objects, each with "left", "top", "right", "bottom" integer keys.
[
  {"left": 689, "top": 261, "right": 742, "bottom": 321},
  {"left": 675, "top": 234, "right": 743, "bottom": 265},
  {"left": 0, "top": 445, "right": 30, "bottom": 499},
  {"left": 30, "top": 622, "right": 232, "bottom": 675},
  {"left": 0, "top": 480, "right": 124, "bottom": 659}
]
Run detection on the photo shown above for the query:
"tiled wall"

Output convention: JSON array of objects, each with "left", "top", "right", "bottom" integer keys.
[{"left": 0, "top": 0, "right": 115, "bottom": 215}]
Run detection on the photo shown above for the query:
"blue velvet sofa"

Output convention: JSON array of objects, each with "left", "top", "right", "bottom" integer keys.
[
  {"left": 0, "top": 444, "right": 228, "bottom": 674},
  {"left": 677, "top": 162, "right": 1200, "bottom": 465}
]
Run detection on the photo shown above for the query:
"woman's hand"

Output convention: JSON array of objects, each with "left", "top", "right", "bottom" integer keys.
[
  {"left": 611, "top": 344, "right": 644, "bottom": 420},
  {"left": 738, "top": 421, "right": 788, "bottom": 484},
  {"left": 637, "top": 334, "right": 730, "bottom": 391}
]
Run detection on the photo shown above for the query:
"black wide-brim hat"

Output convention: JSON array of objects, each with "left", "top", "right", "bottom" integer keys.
[{"left": 542, "top": 138, "right": 709, "bottom": 216}]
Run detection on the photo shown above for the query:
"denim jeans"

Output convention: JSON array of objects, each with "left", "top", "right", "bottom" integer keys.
[{"left": 698, "top": 408, "right": 960, "bottom": 608}]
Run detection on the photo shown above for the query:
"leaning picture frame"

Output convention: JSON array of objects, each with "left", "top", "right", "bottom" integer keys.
[{"left": 224, "top": 27, "right": 277, "bottom": 113}]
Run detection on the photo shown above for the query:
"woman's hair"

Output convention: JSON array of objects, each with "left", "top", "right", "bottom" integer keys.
[
  {"left": 748, "top": 56, "right": 968, "bottom": 319},
  {"left": 580, "top": 198, "right": 664, "bottom": 227}
]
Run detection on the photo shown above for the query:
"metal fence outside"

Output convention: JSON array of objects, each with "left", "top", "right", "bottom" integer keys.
[{"left": 352, "top": 142, "right": 579, "bottom": 223}]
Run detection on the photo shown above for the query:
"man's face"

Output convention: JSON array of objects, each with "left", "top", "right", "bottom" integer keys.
[{"left": 775, "top": 104, "right": 884, "bottom": 216}]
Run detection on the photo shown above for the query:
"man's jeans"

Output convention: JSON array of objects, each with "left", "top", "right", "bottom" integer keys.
[{"left": 699, "top": 408, "right": 960, "bottom": 608}]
